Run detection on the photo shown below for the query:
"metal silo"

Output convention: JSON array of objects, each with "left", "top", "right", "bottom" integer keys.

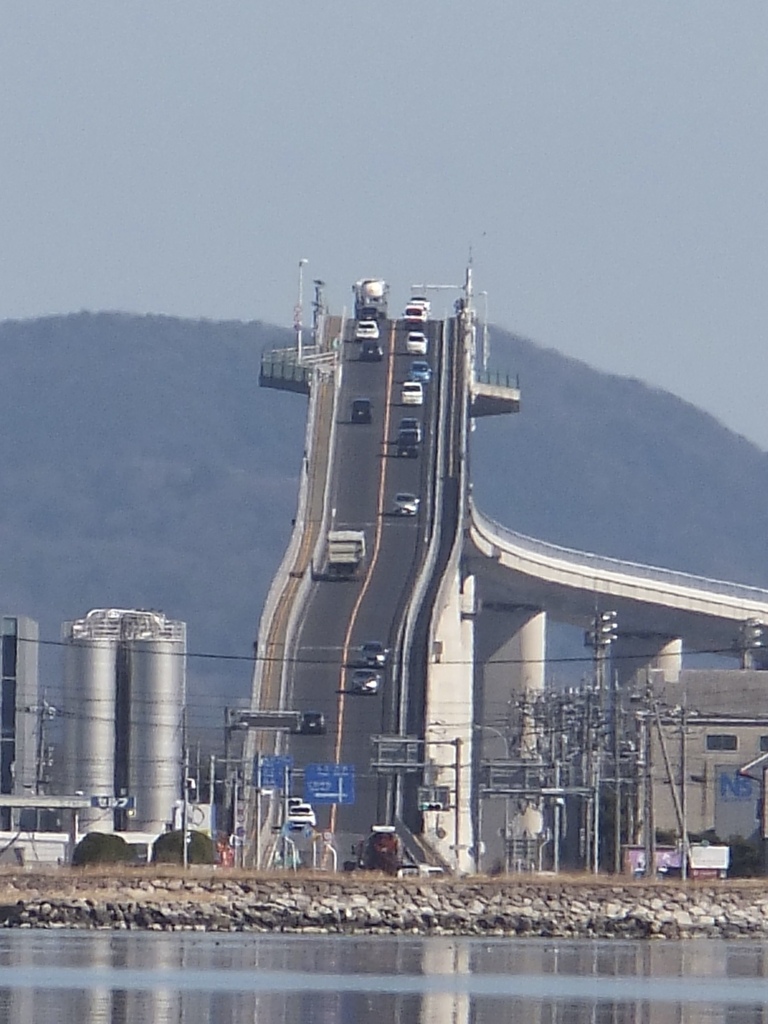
[
  {"left": 61, "top": 608, "right": 186, "bottom": 837},
  {"left": 61, "top": 622, "right": 118, "bottom": 833},
  {"left": 124, "top": 624, "right": 186, "bottom": 834}
]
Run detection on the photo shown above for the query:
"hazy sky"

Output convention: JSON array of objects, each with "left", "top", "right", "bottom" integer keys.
[{"left": 3, "top": 3, "right": 768, "bottom": 446}]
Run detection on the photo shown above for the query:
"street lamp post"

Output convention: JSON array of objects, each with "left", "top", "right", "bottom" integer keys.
[
  {"left": 584, "top": 610, "right": 618, "bottom": 874},
  {"left": 295, "top": 258, "right": 308, "bottom": 362}
]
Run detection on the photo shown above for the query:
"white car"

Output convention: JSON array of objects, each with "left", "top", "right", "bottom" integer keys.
[
  {"left": 408, "top": 296, "right": 431, "bottom": 316},
  {"left": 286, "top": 802, "right": 316, "bottom": 830},
  {"left": 403, "top": 304, "right": 428, "bottom": 324},
  {"left": 406, "top": 331, "right": 428, "bottom": 355},
  {"left": 355, "top": 320, "right": 380, "bottom": 341},
  {"left": 393, "top": 492, "right": 420, "bottom": 516},
  {"left": 401, "top": 380, "right": 424, "bottom": 406}
]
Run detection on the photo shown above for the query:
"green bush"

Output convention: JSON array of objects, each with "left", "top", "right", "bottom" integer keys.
[
  {"left": 151, "top": 829, "right": 215, "bottom": 865},
  {"left": 72, "top": 831, "right": 132, "bottom": 867}
]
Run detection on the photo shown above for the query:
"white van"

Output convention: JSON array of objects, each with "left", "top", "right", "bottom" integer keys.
[
  {"left": 401, "top": 380, "right": 424, "bottom": 406},
  {"left": 403, "top": 304, "right": 428, "bottom": 324},
  {"left": 406, "top": 331, "right": 428, "bottom": 355}
]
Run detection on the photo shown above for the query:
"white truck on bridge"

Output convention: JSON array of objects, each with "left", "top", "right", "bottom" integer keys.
[
  {"left": 325, "top": 529, "right": 366, "bottom": 579},
  {"left": 353, "top": 279, "right": 389, "bottom": 321}
]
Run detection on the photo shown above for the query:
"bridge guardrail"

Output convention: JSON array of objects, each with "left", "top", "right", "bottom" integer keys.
[
  {"left": 470, "top": 503, "right": 768, "bottom": 606},
  {"left": 396, "top": 319, "right": 450, "bottom": 737},
  {"left": 246, "top": 335, "right": 339, "bottom": 866},
  {"left": 428, "top": 310, "right": 472, "bottom": 636},
  {"left": 249, "top": 363, "right": 330, "bottom": 714},
  {"left": 281, "top": 360, "right": 342, "bottom": 705}
]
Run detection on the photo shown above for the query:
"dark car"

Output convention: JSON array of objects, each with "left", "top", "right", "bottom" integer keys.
[
  {"left": 298, "top": 711, "right": 326, "bottom": 735},
  {"left": 350, "top": 668, "right": 382, "bottom": 695},
  {"left": 396, "top": 427, "right": 420, "bottom": 458},
  {"left": 360, "top": 340, "right": 384, "bottom": 362},
  {"left": 351, "top": 397, "right": 372, "bottom": 423},
  {"left": 399, "top": 417, "right": 422, "bottom": 442}
]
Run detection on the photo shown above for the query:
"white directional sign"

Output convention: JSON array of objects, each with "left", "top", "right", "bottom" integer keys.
[{"left": 303, "top": 764, "right": 355, "bottom": 805}]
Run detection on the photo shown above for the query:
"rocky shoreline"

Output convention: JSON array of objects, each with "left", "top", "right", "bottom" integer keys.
[{"left": 1, "top": 873, "right": 768, "bottom": 939}]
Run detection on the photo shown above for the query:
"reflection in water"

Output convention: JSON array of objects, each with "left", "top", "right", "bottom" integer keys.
[{"left": 0, "top": 932, "right": 767, "bottom": 1023}]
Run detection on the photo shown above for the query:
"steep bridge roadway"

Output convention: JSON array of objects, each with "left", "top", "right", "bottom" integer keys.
[{"left": 285, "top": 317, "right": 446, "bottom": 852}]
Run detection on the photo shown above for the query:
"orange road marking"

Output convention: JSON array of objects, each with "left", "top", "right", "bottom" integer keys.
[{"left": 329, "top": 321, "right": 396, "bottom": 833}]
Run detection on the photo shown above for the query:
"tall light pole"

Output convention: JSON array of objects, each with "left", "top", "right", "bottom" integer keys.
[
  {"left": 479, "top": 290, "right": 489, "bottom": 373},
  {"left": 295, "top": 258, "right": 308, "bottom": 362},
  {"left": 584, "top": 609, "right": 618, "bottom": 874}
]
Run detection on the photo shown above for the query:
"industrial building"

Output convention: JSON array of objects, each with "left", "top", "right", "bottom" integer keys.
[
  {"left": 0, "top": 616, "right": 39, "bottom": 831},
  {"left": 649, "top": 668, "right": 768, "bottom": 842},
  {"left": 59, "top": 608, "right": 186, "bottom": 834}
]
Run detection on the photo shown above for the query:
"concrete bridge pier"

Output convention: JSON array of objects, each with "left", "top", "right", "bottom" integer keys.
[
  {"left": 473, "top": 603, "right": 547, "bottom": 872},
  {"left": 612, "top": 634, "right": 683, "bottom": 690},
  {"left": 423, "top": 570, "right": 476, "bottom": 875}
]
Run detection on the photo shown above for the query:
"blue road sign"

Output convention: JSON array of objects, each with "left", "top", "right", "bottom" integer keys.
[
  {"left": 257, "top": 755, "right": 293, "bottom": 789},
  {"left": 303, "top": 763, "right": 355, "bottom": 805}
]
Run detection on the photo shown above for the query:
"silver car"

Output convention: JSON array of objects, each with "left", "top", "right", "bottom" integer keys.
[{"left": 393, "top": 492, "right": 420, "bottom": 516}]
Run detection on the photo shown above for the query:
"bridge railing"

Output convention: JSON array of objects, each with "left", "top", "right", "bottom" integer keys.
[
  {"left": 473, "top": 369, "right": 520, "bottom": 389},
  {"left": 471, "top": 502, "right": 768, "bottom": 604},
  {"left": 260, "top": 346, "right": 335, "bottom": 392},
  {"left": 396, "top": 320, "right": 450, "bottom": 736}
]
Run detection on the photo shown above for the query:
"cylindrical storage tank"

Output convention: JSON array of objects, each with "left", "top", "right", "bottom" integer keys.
[
  {"left": 126, "top": 638, "right": 185, "bottom": 834},
  {"left": 62, "top": 638, "right": 116, "bottom": 833}
]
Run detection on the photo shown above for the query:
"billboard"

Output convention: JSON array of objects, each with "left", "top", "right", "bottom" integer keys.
[{"left": 714, "top": 765, "right": 759, "bottom": 840}]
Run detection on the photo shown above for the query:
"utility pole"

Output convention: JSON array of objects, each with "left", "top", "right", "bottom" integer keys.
[
  {"left": 254, "top": 752, "right": 262, "bottom": 871},
  {"left": 295, "top": 257, "right": 308, "bottom": 362},
  {"left": 209, "top": 753, "right": 216, "bottom": 805},
  {"left": 654, "top": 702, "right": 686, "bottom": 858},
  {"left": 553, "top": 759, "right": 562, "bottom": 875},
  {"left": 613, "top": 669, "right": 622, "bottom": 874},
  {"left": 34, "top": 698, "right": 55, "bottom": 795},
  {"left": 454, "top": 737, "right": 462, "bottom": 874},
  {"left": 312, "top": 279, "right": 326, "bottom": 348},
  {"left": 584, "top": 610, "right": 618, "bottom": 874},
  {"left": 680, "top": 705, "right": 688, "bottom": 881},
  {"left": 182, "top": 707, "right": 189, "bottom": 870},
  {"left": 642, "top": 672, "right": 655, "bottom": 877},
  {"left": 592, "top": 741, "right": 601, "bottom": 875}
]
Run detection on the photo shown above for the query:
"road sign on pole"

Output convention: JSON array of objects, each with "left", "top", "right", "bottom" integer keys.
[
  {"left": 303, "top": 763, "right": 355, "bottom": 805},
  {"left": 257, "top": 755, "right": 293, "bottom": 789}
]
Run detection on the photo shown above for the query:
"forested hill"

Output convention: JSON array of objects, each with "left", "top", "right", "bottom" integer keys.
[
  {"left": 473, "top": 330, "right": 768, "bottom": 587},
  {"left": 0, "top": 311, "right": 765, "bottom": 735}
]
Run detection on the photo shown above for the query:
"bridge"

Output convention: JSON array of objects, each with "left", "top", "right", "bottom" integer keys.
[{"left": 244, "top": 269, "right": 768, "bottom": 874}]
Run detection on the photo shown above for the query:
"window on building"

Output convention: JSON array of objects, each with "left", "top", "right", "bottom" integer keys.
[
  {"left": 1, "top": 680, "right": 15, "bottom": 736},
  {"left": 760, "top": 736, "right": 768, "bottom": 752},
  {"left": 706, "top": 734, "right": 738, "bottom": 751},
  {"left": 2, "top": 634, "right": 16, "bottom": 678}
]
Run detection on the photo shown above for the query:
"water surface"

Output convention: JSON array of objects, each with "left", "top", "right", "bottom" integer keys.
[{"left": 1, "top": 931, "right": 767, "bottom": 1022}]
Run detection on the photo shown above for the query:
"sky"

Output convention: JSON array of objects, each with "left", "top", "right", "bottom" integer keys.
[{"left": 3, "top": 2, "right": 768, "bottom": 447}]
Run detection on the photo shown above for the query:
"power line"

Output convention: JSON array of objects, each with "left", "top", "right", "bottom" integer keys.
[{"left": 17, "top": 633, "right": 753, "bottom": 668}]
